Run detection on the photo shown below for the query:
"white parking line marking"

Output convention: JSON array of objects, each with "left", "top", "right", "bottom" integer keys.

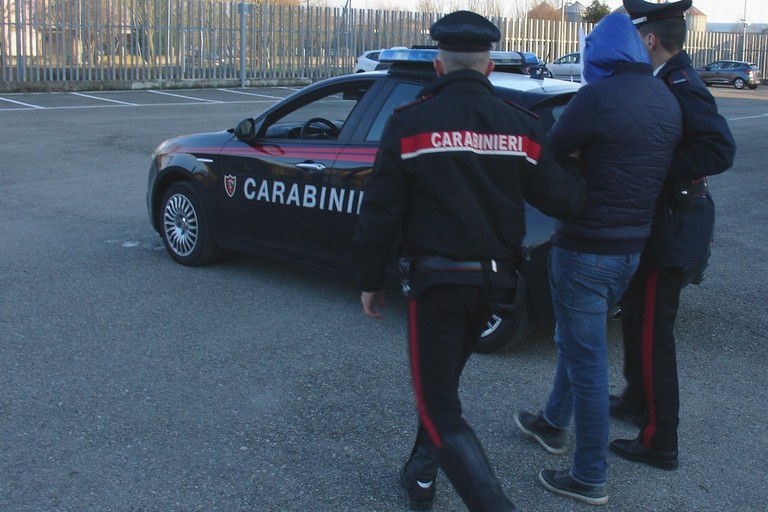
[
  {"left": 148, "top": 90, "right": 223, "bottom": 103},
  {"left": 0, "top": 99, "right": 280, "bottom": 112},
  {"left": 728, "top": 113, "right": 768, "bottom": 121},
  {"left": 217, "top": 88, "right": 286, "bottom": 99},
  {"left": 0, "top": 97, "right": 45, "bottom": 108},
  {"left": 71, "top": 92, "right": 138, "bottom": 105}
]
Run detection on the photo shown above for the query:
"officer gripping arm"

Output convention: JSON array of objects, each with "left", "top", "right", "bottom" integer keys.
[{"left": 665, "top": 74, "right": 735, "bottom": 181}]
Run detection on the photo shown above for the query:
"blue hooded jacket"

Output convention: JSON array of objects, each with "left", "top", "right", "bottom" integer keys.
[
  {"left": 582, "top": 13, "right": 650, "bottom": 84},
  {"left": 548, "top": 13, "right": 683, "bottom": 255}
]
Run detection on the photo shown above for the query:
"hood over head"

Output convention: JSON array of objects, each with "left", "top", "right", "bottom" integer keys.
[{"left": 582, "top": 13, "right": 650, "bottom": 84}]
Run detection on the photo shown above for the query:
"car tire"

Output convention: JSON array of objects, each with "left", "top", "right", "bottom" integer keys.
[
  {"left": 748, "top": 84, "right": 758, "bottom": 90},
  {"left": 160, "top": 181, "right": 220, "bottom": 266},
  {"left": 474, "top": 297, "right": 531, "bottom": 354},
  {"left": 733, "top": 77, "right": 746, "bottom": 89}
]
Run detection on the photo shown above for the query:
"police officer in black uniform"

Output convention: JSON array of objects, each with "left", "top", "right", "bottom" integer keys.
[
  {"left": 353, "top": 10, "right": 586, "bottom": 511},
  {"left": 610, "top": 0, "right": 737, "bottom": 470}
]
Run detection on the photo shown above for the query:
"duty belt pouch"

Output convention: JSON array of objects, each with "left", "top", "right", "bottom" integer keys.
[
  {"left": 670, "top": 181, "right": 696, "bottom": 210},
  {"left": 669, "top": 179, "right": 708, "bottom": 211}
]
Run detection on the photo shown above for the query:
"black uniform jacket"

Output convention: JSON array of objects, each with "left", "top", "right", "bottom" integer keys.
[
  {"left": 353, "top": 69, "right": 587, "bottom": 292},
  {"left": 643, "top": 50, "right": 737, "bottom": 267}
]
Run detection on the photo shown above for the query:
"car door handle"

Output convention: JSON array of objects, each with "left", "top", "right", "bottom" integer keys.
[{"left": 295, "top": 161, "right": 327, "bottom": 172}]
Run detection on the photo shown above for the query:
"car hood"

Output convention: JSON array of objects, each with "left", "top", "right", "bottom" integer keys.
[
  {"left": 489, "top": 72, "right": 581, "bottom": 94},
  {"left": 152, "top": 130, "right": 234, "bottom": 158}
]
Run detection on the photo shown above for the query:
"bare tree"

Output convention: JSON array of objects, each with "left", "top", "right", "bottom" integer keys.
[
  {"left": 509, "top": 0, "right": 535, "bottom": 20},
  {"left": 481, "top": 0, "right": 509, "bottom": 18},
  {"left": 416, "top": 0, "right": 440, "bottom": 13},
  {"left": 368, "top": 0, "right": 408, "bottom": 11},
  {"left": 528, "top": 1, "right": 560, "bottom": 21},
  {"left": 412, "top": 0, "right": 513, "bottom": 20}
]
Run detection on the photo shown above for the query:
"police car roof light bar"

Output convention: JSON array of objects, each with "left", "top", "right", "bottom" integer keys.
[{"left": 379, "top": 48, "right": 527, "bottom": 66}]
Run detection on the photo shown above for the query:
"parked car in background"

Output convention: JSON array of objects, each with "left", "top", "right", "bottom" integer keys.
[
  {"left": 546, "top": 52, "right": 582, "bottom": 82},
  {"left": 353, "top": 49, "right": 385, "bottom": 73},
  {"left": 354, "top": 47, "right": 407, "bottom": 73},
  {"left": 695, "top": 60, "right": 762, "bottom": 89}
]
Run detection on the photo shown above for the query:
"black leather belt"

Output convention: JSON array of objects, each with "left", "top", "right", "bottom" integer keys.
[{"left": 413, "top": 256, "right": 514, "bottom": 274}]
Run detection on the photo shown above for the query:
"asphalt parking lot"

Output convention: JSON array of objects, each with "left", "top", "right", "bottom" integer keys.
[{"left": 1, "top": 83, "right": 767, "bottom": 512}]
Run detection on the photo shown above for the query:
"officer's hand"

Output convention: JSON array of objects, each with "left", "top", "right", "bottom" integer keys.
[{"left": 361, "top": 291, "right": 385, "bottom": 319}]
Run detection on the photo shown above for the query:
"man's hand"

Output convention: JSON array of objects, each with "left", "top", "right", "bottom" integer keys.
[{"left": 361, "top": 291, "right": 385, "bottom": 319}]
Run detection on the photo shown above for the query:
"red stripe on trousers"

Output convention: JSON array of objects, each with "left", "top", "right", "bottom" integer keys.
[
  {"left": 641, "top": 269, "right": 659, "bottom": 447},
  {"left": 408, "top": 298, "right": 443, "bottom": 448}
]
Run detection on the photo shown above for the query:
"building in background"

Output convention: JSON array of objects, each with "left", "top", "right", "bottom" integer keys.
[
  {"left": 528, "top": 1, "right": 562, "bottom": 21},
  {"left": 564, "top": 1, "right": 587, "bottom": 22}
]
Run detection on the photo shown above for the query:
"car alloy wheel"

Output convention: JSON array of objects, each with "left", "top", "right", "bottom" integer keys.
[
  {"left": 160, "top": 182, "right": 219, "bottom": 266},
  {"left": 163, "top": 192, "right": 198, "bottom": 257},
  {"left": 484, "top": 313, "right": 506, "bottom": 336},
  {"left": 734, "top": 77, "right": 746, "bottom": 89},
  {"left": 474, "top": 300, "right": 530, "bottom": 353}
]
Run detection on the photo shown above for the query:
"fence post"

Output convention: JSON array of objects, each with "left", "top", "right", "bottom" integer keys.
[{"left": 238, "top": 0, "right": 250, "bottom": 87}]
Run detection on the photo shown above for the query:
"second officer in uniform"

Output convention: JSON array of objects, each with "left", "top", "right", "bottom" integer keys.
[
  {"left": 610, "top": 0, "right": 737, "bottom": 470},
  {"left": 354, "top": 10, "right": 586, "bottom": 512}
]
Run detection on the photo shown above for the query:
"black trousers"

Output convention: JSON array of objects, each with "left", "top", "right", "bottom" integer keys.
[
  {"left": 620, "top": 265, "right": 686, "bottom": 452},
  {"left": 406, "top": 284, "right": 515, "bottom": 512}
]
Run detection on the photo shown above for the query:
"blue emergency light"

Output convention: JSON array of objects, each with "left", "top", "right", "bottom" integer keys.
[
  {"left": 379, "top": 48, "right": 529, "bottom": 68},
  {"left": 378, "top": 48, "right": 439, "bottom": 63}
]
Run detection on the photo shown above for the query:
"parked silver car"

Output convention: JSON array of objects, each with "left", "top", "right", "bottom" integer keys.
[
  {"left": 695, "top": 60, "right": 762, "bottom": 90},
  {"left": 546, "top": 52, "right": 582, "bottom": 82}
]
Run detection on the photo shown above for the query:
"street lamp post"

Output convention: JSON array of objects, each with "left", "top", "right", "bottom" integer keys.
[
  {"left": 741, "top": 0, "right": 748, "bottom": 61},
  {"left": 559, "top": 0, "right": 565, "bottom": 62}
]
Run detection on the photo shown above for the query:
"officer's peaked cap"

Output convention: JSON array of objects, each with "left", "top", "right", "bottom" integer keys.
[
  {"left": 623, "top": 0, "right": 692, "bottom": 26},
  {"left": 430, "top": 10, "right": 501, "bottom": 52}
]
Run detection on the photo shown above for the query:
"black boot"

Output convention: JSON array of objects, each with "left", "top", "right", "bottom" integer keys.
[
  {"left": 402, "top": 427, "right": 439, "bottom": 511},
  {"left": 437, "top": 427, "right": 517, "bottom": 512}
]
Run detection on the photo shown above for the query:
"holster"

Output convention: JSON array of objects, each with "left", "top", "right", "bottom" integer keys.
[{"left": 661, "top": 178, "right": 708, "bottom": 211}]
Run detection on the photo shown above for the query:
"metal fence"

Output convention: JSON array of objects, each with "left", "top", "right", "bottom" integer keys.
[{"left": 2, "top": 0, "right": 767, "bottom": 91}]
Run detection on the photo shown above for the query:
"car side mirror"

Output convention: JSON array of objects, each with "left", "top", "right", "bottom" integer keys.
[{"left": 234, "top": 118, "right": 262, "bottom": 141}]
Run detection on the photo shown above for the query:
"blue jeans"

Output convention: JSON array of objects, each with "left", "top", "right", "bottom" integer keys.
[{"left": 543, "top": 246, "right": 640, "bottom": 486}]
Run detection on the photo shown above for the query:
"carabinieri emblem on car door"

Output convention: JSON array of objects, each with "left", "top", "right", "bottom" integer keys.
[{"left": 224, "top": 174, "right": 237, "bottom": 198}]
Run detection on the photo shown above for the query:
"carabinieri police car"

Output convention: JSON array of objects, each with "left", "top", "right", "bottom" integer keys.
[{"left": 146, "top": 48, "right": 581, "bottom": 353}]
